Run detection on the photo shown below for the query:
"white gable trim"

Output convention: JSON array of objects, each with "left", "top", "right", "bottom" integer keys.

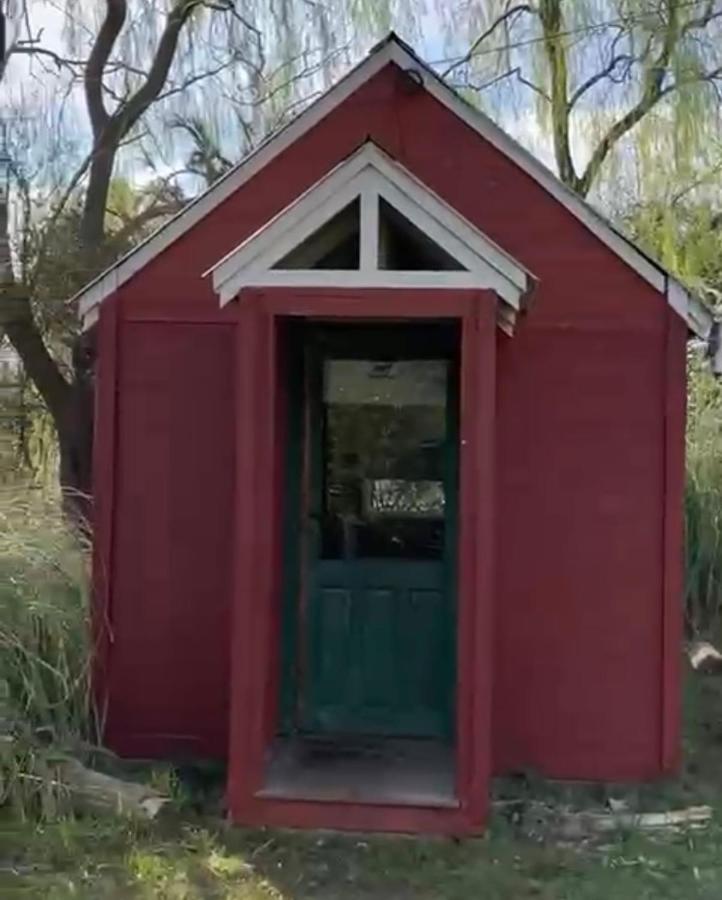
[
  {"left": 205, "top": 143, "right": 534, "bottom": 332},
  {"left": 74, "top": 34, "right": 713, "bottom": 339}
]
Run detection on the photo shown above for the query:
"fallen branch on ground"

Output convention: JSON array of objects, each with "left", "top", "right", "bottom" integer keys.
[
  {"left": 520, "top": 801, "right": 713, "bottom": 841},
  {"left": 2, "top": 729, "right": 169, "bottom": 820},
  {"left": 55, "top": 757, "right": 169, "bottom": 819}
]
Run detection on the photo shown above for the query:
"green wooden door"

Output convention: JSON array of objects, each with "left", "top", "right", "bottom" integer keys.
[{"left": 285, "top": 324, "right": 458, "bottom": 739}]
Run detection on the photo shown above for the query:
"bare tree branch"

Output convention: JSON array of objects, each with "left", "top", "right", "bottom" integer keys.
[
  {"left": 453, "top": 65, "right": 551, "bottom": 102},
  {"left": 567, "top": 23, "right": 636, "bottom": 110},
  {"left": 81, "top": 0, "right": 200, "bottom": 246},
  {"left": 682, "top": 0, "right": 722, "bottom": 34},
  {"left": 577, "top": 0, "right": 683, "bottom": 197},
  {"left": 155, "top": 56, "right": 241, "bottom": 104},
  {"left": 115, "top": 1, "right": 204, "bottom": 138},
  {"left": 442, "top": 4, "right": 535, "bottom": 78},
  {"left": 6, "top": 43, "right": 88, "bottom": 72},
  {"left": 671, "top": 158, "right": 722, "bottom": 206},
  {"left": 5, "top": 32, "right": 148, "bottom": 81},
  {"left": 84, "top": 0, "right": 127, "bottom": 138}
]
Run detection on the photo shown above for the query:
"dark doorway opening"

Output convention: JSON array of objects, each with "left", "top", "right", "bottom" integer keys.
[{"left": 265, "top": 320, "right": 460, "bottom": 806}]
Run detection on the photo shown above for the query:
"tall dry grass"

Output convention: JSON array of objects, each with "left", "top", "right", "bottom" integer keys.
[{"left": 0, "top": 491, "right": 96, "bottom": 816}]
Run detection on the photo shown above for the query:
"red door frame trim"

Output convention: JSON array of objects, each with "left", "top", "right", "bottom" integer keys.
[{"left": 228, "top": 287, "right": 496, "bottom": 834}]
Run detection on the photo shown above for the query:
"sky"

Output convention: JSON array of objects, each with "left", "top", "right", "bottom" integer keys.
[
  {"left": 3, "top": 0, "right": 718, "bottom": 221},
  {"left": 0, "top": 1, "right": 562, "bottom": 203}
]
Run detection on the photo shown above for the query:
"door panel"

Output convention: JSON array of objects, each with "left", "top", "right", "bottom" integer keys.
[
  {"left": 290, "top": 324, "right": 458, "bottom": 738},
  {"left": 306, "top": 561, "right": 448, "bottom": 735}
]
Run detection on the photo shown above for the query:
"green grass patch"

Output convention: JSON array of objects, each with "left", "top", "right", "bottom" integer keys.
[
  {"left": 4, "top": 672, "right": 722, "bottom": 898},
  {"left": 2, "top": 809, "right": 722, "bottom": 899}
]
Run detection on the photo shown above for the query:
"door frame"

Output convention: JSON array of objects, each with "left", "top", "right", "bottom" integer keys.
[{"left": 228, "top": 287, "right": 496, "bottom": 835}]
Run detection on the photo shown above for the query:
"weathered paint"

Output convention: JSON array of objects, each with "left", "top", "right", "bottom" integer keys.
[{"left": 92, "top": 61, "right": 686, "bottom": 832}]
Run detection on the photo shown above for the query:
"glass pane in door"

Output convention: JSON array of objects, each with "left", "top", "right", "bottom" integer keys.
[{"left": 320, "top": 359, "right": 449, "bottom": 560}]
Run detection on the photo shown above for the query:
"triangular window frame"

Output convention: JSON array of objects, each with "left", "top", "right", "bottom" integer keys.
[{"left": 206, "top": 142, "right": 535, "bottom": 333}]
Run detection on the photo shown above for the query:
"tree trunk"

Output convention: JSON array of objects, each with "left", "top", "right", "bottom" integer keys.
[
  {"left": 2, "top": 0, "right": 210, "bottom": 520},
  {"left": 1, "top": 287, "right": 94, "bottom": 524},
  {"left": 80, "top": 143, "right": 116, "bottom": 251}
]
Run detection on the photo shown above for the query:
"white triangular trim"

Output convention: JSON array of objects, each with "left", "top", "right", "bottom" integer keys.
[
  {"left": 206, "top": 143, "right": 534, "bottom": 327},
  {"left": 74, "top": 34, "right": 713, "bottom": 339}
]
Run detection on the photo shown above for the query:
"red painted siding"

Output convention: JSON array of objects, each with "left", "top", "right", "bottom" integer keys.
[
  {"left": 97, "top": 60, "right": 686, "bottom": 783},
  {"left": 106, "top": 323, "right": 234, "bottom": 758},
  {"left": 494, "top": 321, "right": 668, "bottom": 778}
]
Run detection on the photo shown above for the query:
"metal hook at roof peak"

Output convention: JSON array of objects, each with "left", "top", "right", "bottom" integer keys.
[{"left": 399, "top": 67, "right": 424, "bottom": 92}]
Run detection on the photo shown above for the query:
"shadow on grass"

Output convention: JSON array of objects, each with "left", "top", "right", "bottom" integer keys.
[
  {"left": 3, "top": 804, "right": 722, "bottom": 899},
  {"left": 3, "top": 676, "right": 722, "bottom": 899}
]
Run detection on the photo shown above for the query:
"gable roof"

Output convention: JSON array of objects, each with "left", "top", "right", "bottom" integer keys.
[
  {"left": 75, "top": 33, "right": 713, "bottom": 338},
  {"left": 204, "top": 141, "right": 535, "bottom": 334}
]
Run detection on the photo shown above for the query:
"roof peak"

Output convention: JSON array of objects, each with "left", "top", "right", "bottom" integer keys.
[{"left": 73, "top": 34, "right": 712, "bottom": 341}]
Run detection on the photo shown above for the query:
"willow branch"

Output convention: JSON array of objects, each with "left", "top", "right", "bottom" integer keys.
[
  {"left": 539, "top": 0, "right": 576, "bottom": 188},
  {"left": 114, "top": 0, "right": 201, "bottom": 138},
  {"left": 577, "top": 0, "right": 683, "bottom": 197}
]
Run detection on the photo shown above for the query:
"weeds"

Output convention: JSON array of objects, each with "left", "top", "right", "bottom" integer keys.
[
  {"left": 0, "top": 492, "right": 94, "bottom": 817},
  {"left": 686, "top": 359, "right": 722, "bottom": 638}
]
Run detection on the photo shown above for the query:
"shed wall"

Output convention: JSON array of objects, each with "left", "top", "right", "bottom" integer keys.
[
  {"left": 104, "top": 322, "right": 234, "bottom": 758},
  {"left": 495, "top": 320, "right": 671, "bottom": 778},
  {"left": 96, "top": 62, "right": 685, "bottom": 777}
]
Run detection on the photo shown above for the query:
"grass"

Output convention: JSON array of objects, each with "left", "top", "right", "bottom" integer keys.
[
  {"left": 685, "top": 361, "right": 722, "bottom": 637},
  {"left": 1, "top": 674, "right": 722, "bottom": 899},
  {"left": 2, "top": 802, "right": 722, "bottom": 899},
  {"left": 0, "top": 494, "right": 95, "bottom": 818},
  {"left": 0, "top": 493, "right": 91, "bottom": 737}
]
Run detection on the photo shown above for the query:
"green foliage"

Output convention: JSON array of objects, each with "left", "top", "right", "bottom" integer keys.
[
  {"left": 628, "top": 200, "right": 722, "bottom": 302},
  {"left": 0, "top": 493, "right": 94, "bottom": 818},
  {"left": 4, "top": 802, "right": 722, "bottom": 899},
  {"left": 686, "top": 358, "right": 722, "bottom": 637},
  {"left": 626, "top": 199, "right": 722, "bottom": 639},
  {"left": 0, "top": 380, "right": 59, "bottom": 490},
  {"left": 450, "top": 0, "right": 722, "bottom": 200}
]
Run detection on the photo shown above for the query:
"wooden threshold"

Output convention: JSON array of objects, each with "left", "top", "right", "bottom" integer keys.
[{"left": 257, "top": 736, "right": 458, "bottom": 808}]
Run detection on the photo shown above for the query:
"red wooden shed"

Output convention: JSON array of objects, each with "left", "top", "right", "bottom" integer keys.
[{"left": 76, "top": 35, "right": 714, "bottom": 835}]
